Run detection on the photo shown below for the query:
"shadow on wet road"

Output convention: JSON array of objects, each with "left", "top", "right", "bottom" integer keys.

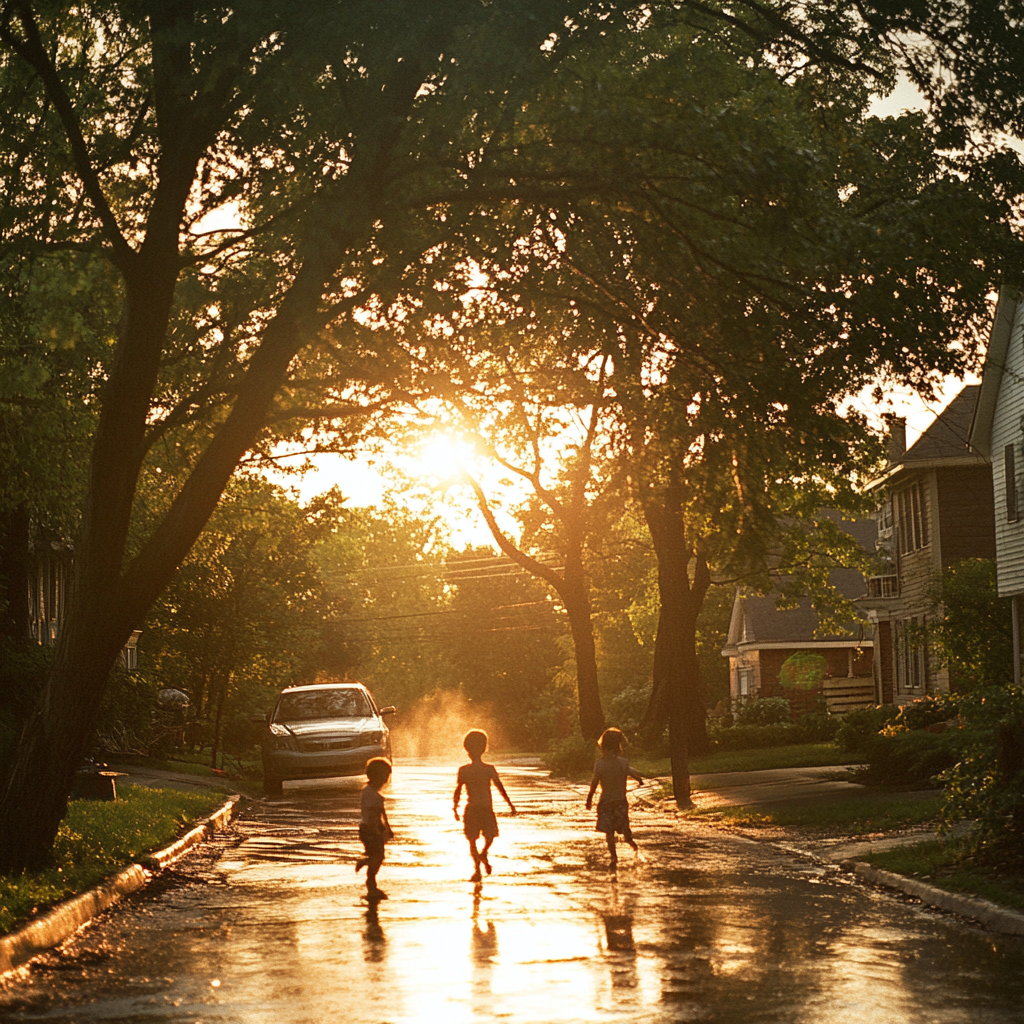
[{"left": 2, "top": 763, "right": 1022, "bottom": 1023}]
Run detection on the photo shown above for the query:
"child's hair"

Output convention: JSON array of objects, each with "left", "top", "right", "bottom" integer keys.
[
  {"left": 463, "top": 729, "right": 488, "bottom": 757},
  {"left": 599, "top": 727, "right": 625, "bottom": 754},
  {"left": 365, "top": 757, "right": 392, "bottom": 786}
]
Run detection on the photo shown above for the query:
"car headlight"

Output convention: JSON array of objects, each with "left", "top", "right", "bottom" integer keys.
[
  {"left": 367, "top": 730, "right": 383, "bottom": 745},
  {"left": 269, "top": 724, "right": 297, "bottom": 751}
]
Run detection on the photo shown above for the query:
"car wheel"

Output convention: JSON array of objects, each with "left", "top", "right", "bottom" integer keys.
[{"left": 264, "top": 774, "right": 283, "bottom": 798}]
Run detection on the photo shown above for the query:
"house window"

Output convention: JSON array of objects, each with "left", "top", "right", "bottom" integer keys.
[
  {"left": 894, "top": 482, "right": 929, "bottom": 554},
  {"left": 1005, "top": 444, "right": 1019, "bottom": 522},
  {"left": 737, "top": 668, "right": 753, "bottom": 698},
  {"left": 894, "top": 616, "right": 927, "bottom": 692}
]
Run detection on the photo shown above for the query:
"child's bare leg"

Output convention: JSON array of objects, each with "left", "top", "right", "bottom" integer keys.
[
  {"left": 480, "top": 836, "right": 494, "bottom": 874},
  {"left": 366, "top": 851, "right": 385, "bottom": 894},
  {"left": 469, "top": 838, "right": 482, "bottom": 881},
  {"left": 606, "top": 833, "right": 618, "bottom": 870},
  {"left": 623, "top": 825, "right": 638, "bottom": 852}
]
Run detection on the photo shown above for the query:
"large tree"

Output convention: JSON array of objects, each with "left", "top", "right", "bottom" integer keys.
[
  {"left": 399, "top": 10, "right": 1024, "bottom": 802},
  {"left": 0, "top": 0, "right": 600, "bottom": 871}
]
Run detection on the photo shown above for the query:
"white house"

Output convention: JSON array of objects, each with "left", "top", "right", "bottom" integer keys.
[{"left": 968, "top": 287, "right": 1024, "bottom": 684}]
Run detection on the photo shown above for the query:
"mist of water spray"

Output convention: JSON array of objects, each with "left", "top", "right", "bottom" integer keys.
[{"left": 389, "top": 690, "right": 505, "bottom": 762}]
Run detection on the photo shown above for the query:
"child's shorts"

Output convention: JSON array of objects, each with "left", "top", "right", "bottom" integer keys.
[
  {"left": 463, "top": 805, "right": 499, "bottom": 841},
  {"left": 359, "top": 823, "right": 387, "bottom": 858},
  {"left": 596, "top": 800, "right": 631, "bottom": 836}
]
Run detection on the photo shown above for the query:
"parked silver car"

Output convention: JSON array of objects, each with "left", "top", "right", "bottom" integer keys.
[{"left": 260, "top": 682, "right": 395, "bottom": 797}]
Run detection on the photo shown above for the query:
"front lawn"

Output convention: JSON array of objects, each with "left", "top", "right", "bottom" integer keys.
[
  {"left": 634, "top": 742, "right": 861, "bottom": 778},
  {"left": 693, "top": 791, "right": 944, "bottom": 833},
  {"left": 0, "top": 786, "right": 223, "bottom": 935}
]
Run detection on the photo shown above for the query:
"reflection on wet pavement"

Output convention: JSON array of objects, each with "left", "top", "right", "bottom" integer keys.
[{"left": 2, "top": 764, "right": 1023, "bottom": 1023}]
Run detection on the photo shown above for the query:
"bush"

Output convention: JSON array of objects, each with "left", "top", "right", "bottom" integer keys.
[
  {"left": 790, "top": 711, "right": 841, "bottom": 743},
  {"left": 886, "top": 692, "right": 961, "bottom": 733},
  {"left": 854, "top": 729, "right": 963, "bottom": 787},
  {"left": 941, "top": 686, "right": 1024, "bottom": 864},
  {"left": 736, "top": 697, "right": 792, "bottom": 726},
  {"left": 546, "top": 734, "right": 598, "bottom": 777},
  {"left": 834, "top": 705, "right": 898, "bottom": 752}
]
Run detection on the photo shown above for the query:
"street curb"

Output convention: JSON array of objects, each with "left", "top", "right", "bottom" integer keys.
[
  {"left": 0, "top": 793, "right": 241, "bottom": 977},
  {"left": 766, "top": 837, "right": 1024, "bottom": 937},
  {"left": 848, "top": 860, "right": 1024, "bottom": 937},
  {"left": 140, "top": 794, "right": 240, "bottom": 870}
]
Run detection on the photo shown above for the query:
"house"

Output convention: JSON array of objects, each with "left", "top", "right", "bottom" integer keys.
[
  {"left": 967, "top": 287, "right": 1024, "bottom": 685},
  {"left": 860, "top": 385, "right": 995, "bottom": 701},
  {"left": 721, "top": 517, "right": 876, "bottom": 715}
]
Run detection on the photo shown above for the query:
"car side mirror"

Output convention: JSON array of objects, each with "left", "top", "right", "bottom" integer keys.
[
  {"left": 380, "top": 706, "right": 397, "bottom": 716},
  {"left": 251, "top": 713, "right": 269, "bottom": 724}
]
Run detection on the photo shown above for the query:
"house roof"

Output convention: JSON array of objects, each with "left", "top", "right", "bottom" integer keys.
[
  {"left": 722, "top": 516, "right": 875, "bottom": 651},
  {"left": 865, "top": 384, "right": 987, "bottom": 490},
  {"left": 969, "top": 287, "right": 1022, "bottom": 459}
]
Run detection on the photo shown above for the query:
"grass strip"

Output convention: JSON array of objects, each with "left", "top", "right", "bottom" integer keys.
[
  {"left": 0, "top": 786, "right": 222, "bottom": 935},
  {"left": 863, "top": 839, "right": 1024, "bottom": 913},
  {"left": 634, "top": 742, "right": 862, "bottom": 779},
  {"left": 692, "top": 791, "right": 944, "bottom": 832}
]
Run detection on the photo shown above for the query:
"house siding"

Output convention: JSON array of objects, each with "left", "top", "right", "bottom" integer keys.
[{"left": 991, "top": 297, "right": 1024, "bottom": 597}]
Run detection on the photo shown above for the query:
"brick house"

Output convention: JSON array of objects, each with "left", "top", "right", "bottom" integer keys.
[{"left": 721, "top": 517, "right": 876, "bottom": 715}]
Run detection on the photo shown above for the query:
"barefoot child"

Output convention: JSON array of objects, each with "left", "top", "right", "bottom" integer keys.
[
  {"left": 356, "top": 757, "right": 394, "bottom": 899},
  {"left": 586, "top": 728, "right": 643, "bottom": 871},
  {"left": 454, "top": 729, "right": 516, "bottom": 881}
]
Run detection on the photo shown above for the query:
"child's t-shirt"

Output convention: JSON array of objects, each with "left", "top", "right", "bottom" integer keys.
[
  {"left": 591, "top": 755, "right": 641, "bottom": 805},
  {"left": 457, "top": 760, "right": 499, "bottom": 809},
  {"left": 361, "top": 784, "right": 386, "bottom": 833}
]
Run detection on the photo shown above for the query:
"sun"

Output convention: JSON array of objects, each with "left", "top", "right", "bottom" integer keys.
[{"left": 413, "top": 434, "right": 477, "bottom": 483}]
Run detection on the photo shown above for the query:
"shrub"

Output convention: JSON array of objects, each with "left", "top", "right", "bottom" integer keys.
[
  {"left": 546, "top": 734, "right": 598, "bottom": 777},
  {"left": 736, "top": 697, "right": 792, "bottom": 727},
  {"left": 854, "top": 729, "right": 963, "bottom": 787},
  {"left": 940, "top": 686, "right": 1024, "bottom": 864},
  {"left": 790, "top": 710, "right": 841, "bottom": 743},
  {"left": 886, "top": 692, "right": 961, "bottom": 733},
  {"left": 834, "top": 705, "right": 898, "bottom": 752}
]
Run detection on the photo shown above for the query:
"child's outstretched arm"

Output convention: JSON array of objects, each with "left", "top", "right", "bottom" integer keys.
[
  {"left": 381, "top": 806, "right": 394, "bottom": 840},
  {"left": 453, "top": 779, "right": 463, "bottom": 821},
  {"left": 585, "top": 773, "right": 599, "bottom": 811},
  {"left": 493, "top": 774, "right": 516, "bottom": 815},
  {"left": 628, "top": 765, "right": 644, "bottom": 786}
]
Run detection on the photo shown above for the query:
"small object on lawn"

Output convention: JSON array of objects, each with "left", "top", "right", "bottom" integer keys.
[{"left": 72, "top": 768, "right": 127, "bottom": 801}]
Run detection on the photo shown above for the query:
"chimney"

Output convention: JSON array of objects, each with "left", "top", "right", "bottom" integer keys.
[{"left": 886, "top": 416, "right": 907, "bottom": 462}]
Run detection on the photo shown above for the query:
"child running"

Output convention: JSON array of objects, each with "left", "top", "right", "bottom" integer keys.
[
  {"left": 586, "top": 727, "right": 643, "bottom": 872},
  {"left": 454, "top": 729, "right": 517, "bottom": 881},
  {"left": 356, "top": 757, "right": 394, "bottom": 900}
]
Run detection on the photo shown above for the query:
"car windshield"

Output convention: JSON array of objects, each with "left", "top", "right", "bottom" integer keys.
[{"left": 274, "top": 689, "right": 372, "bottom": 722}]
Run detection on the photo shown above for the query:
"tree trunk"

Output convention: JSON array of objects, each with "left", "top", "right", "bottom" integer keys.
[
  {"left": 640, "top": 482, "right": 711, "bottom": 809},
  {"left": 0, "top": 503, "right": 30, "bottom": 641},
  {"left": 210, "top": 676, "right": 229, "bottom": 771},
  {"left": 562, "top": 549, "right": 605, "bottom": 739}
]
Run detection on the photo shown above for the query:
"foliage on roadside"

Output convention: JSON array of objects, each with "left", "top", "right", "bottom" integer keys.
[
  {"left": 710, "top": 711, "right": 839, "bottom": 751},
  {"left": 0, "top": 786, "right": 221, "bottom": 934},
  {"left": 925, "top": 559, "right": 1013, "bottom": 691},
  {"left": 546, "top": 735, "right": 599, "bottom": 779},
  {"left": 940, "top": 686, "right": 1024, "bottom": 865},
  {"left": 834, "top": 705, "right": 899, "bottom": 751},
  {"left": 852, "top": 730, "right": 963, "bottom": 788}
]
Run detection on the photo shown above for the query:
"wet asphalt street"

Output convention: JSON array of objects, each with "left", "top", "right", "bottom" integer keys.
[{"left": 2, "top": 763, "right": 1023, "bottom": 1024}]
